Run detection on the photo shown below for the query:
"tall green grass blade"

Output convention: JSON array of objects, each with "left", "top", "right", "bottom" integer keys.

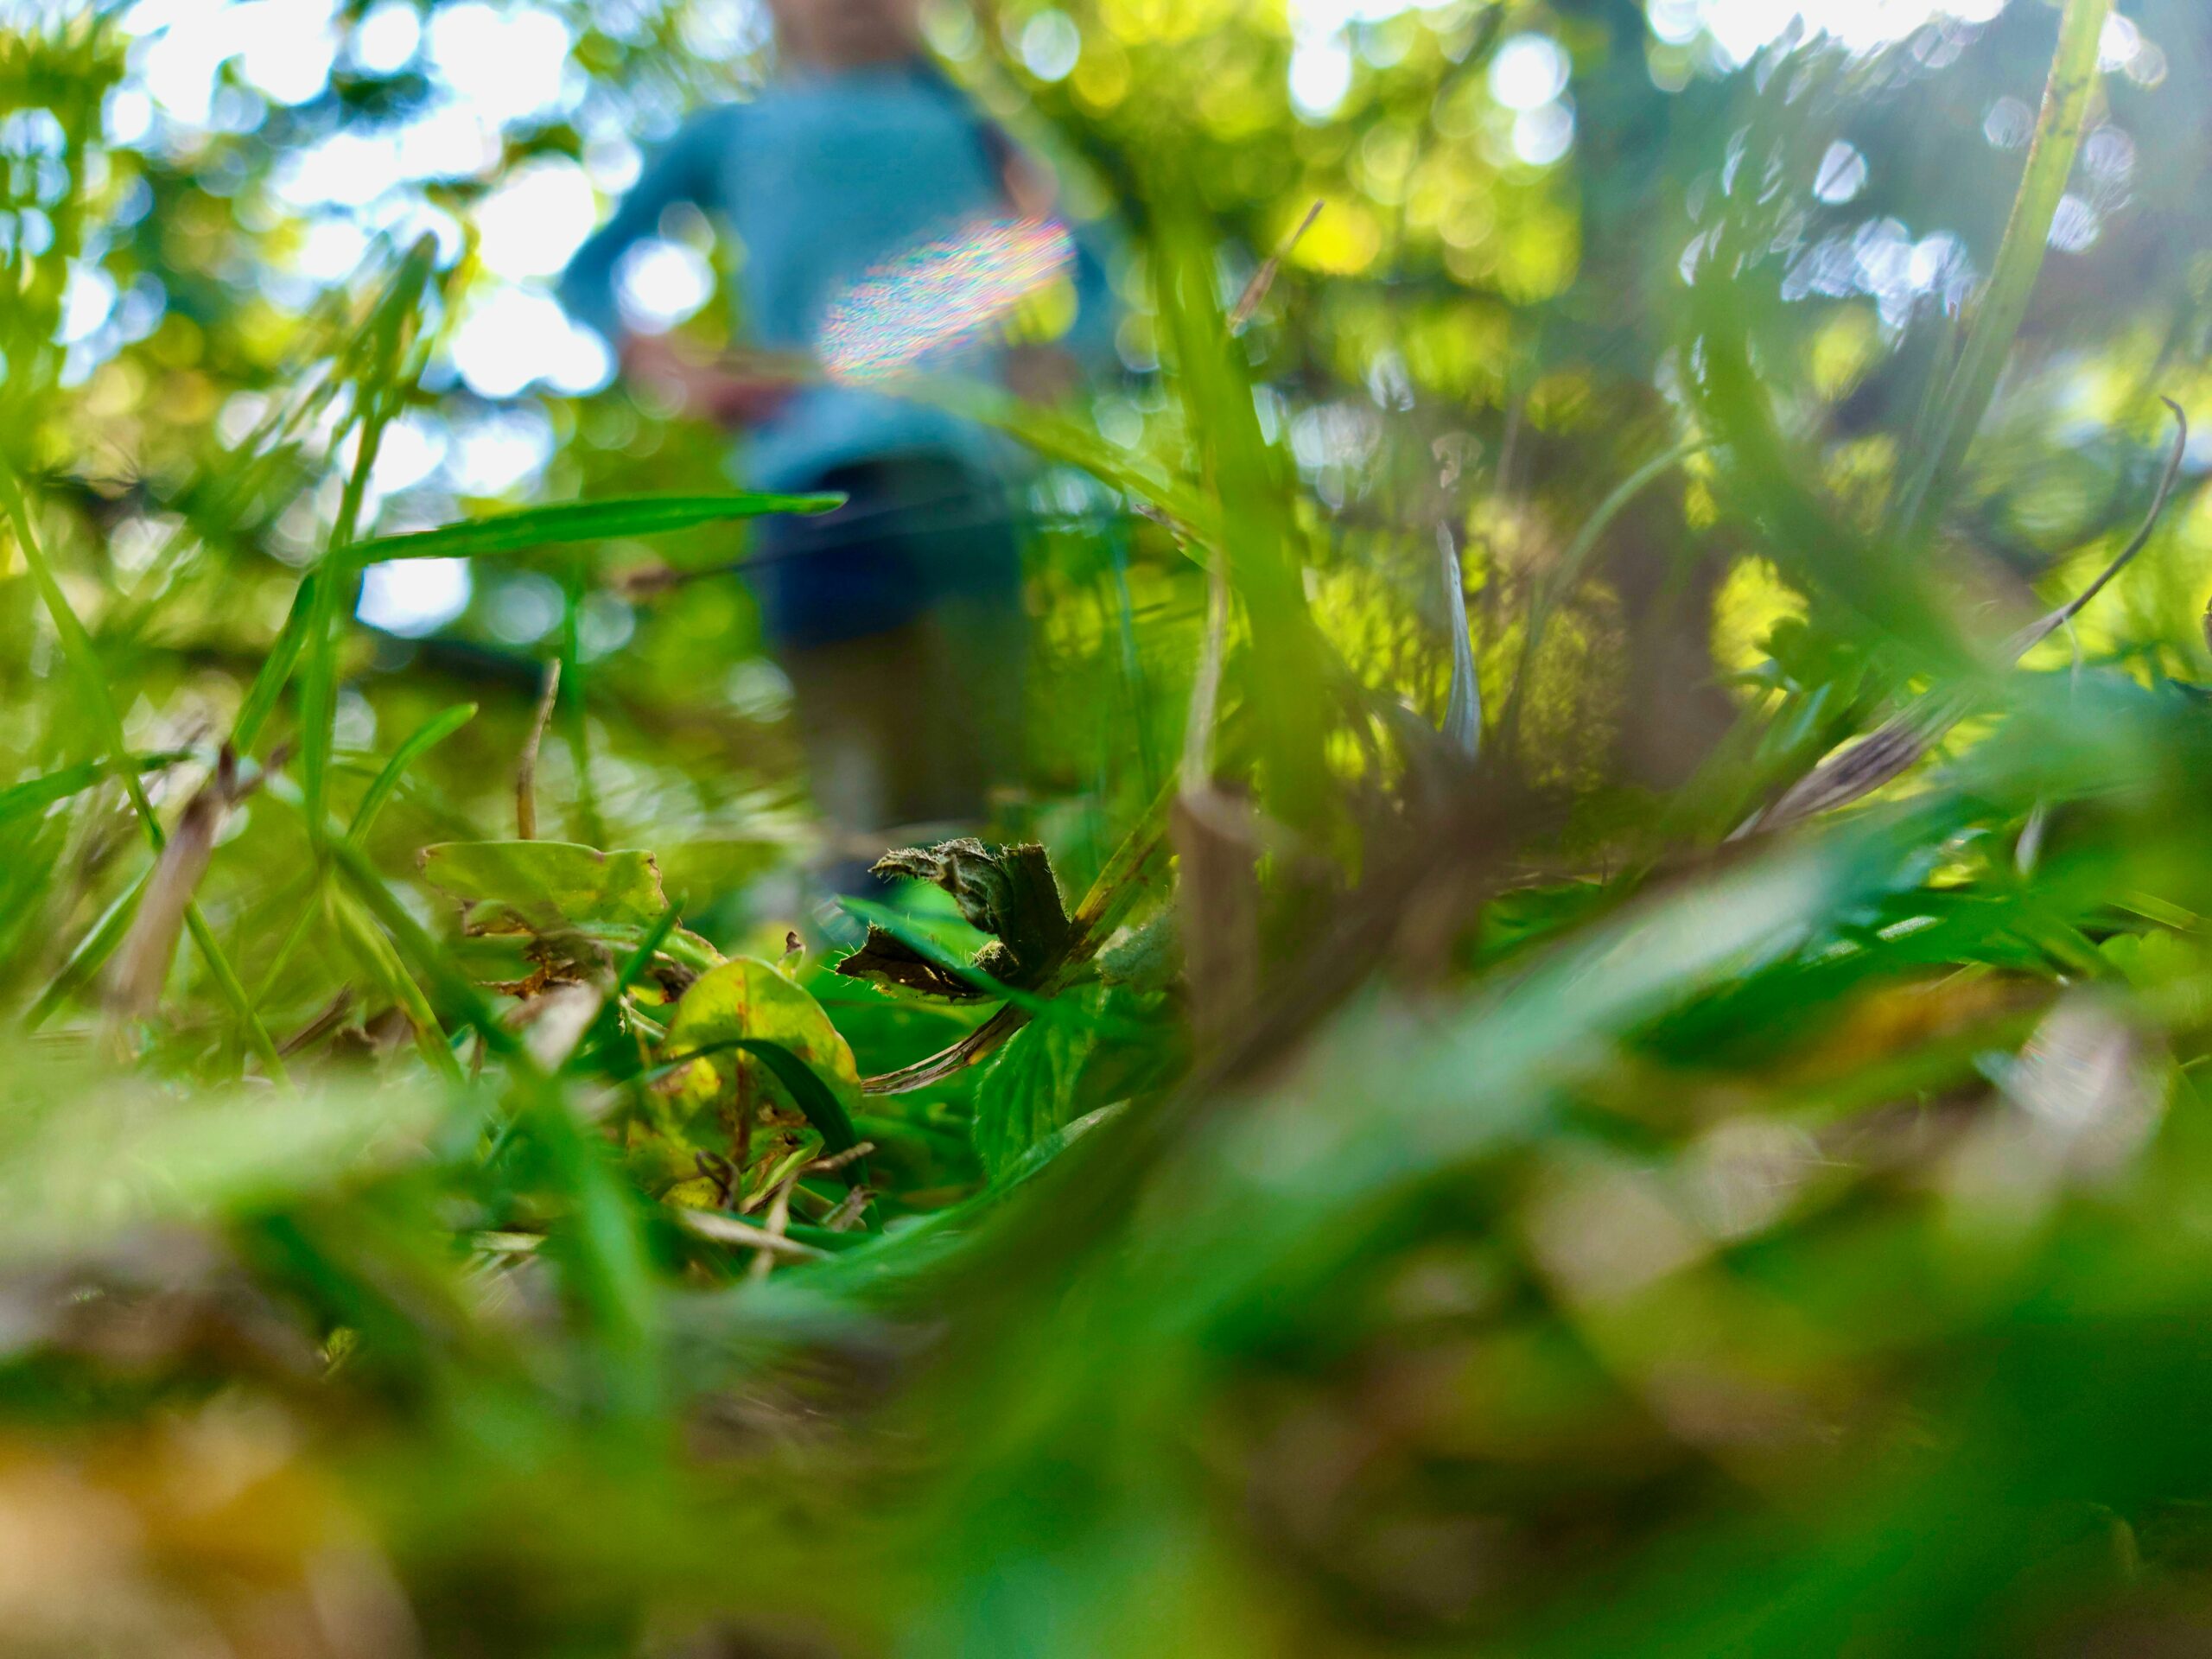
[
  {"left": 1893, "top": 0, "right": 2112, "bottom": 544},
  {"left": 181, "top": 907, "right": 289, "bottom": 1080},
  {"left": 0, "top": 461, "right": 159, "bottom": 834},
  {"left": 230, "top": 571, "right": 320, "bottom": 757},
  {"left": 1155, "top": 213, "right": 1331, "bottom": 834},
  {"left": 1436, "top": 524, "right": 1479, "bottom": 760},
  {"left": 557, "top": 563, "right": 602, "bottom": 846},
  {"left": 327, "top": 837, "right": 506, "bottom": 1054},
  {"left": 300, "top": 241, "right": 436, "bottom": 838},
  {"left": 251, "top": 702, "right": 479, "bottom": 1014},
  {"left": 0, "top": 753, "right": 188, "bottom": 829},
  {"left": 24, "top": 865, "right": 149, "bottom": 1030},
  {"left": 332, "top": 492, "right": 845, "bottom": 566},
  {"left": 613, "top": 903, "right": 685, "bottom": 1000},
  {"left": 348, "top": 703, "right": 476, "bottom": 842},
  {"left": 250, "top": 885, "right": 323, "bottom": 1015},
  {"left": 327, "top": 887, "right": 465, "bottom": 1084}
]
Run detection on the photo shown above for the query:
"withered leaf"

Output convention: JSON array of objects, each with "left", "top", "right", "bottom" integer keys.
[{"left": 836, "top": 838, "right": 1072, "bottom": 999}]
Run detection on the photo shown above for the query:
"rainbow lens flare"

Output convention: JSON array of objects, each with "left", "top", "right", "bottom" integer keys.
[{"left": 817, "top": 213, "right": 1075, "bottom": 384}]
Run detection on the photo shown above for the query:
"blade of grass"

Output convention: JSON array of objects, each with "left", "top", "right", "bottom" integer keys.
[
  {"left": 0, "top": 459, "right": 288, "bottom": 1083},
  {"left": 0, "top": 751, "right": 188, "bottom": 829},
  {"left": 613, "top": 902, "right": 685, "bottom": 1000},
  {"left": 301, "top": 240, "right": 436, "bottom": 839},
  {"left": 254, "top": 701, "right": 480, "bottom": 1011},
  {"left": 1437, "top": 522, "right": 1480, "bottom": 759},
  {"left": 327, "top": 836, "right": 504, "bottom": 1051},
  {"left": 1738, "top": 401, "right": 2188, "bottom": 836},
  {"left": 1892, "top": 0, "right": 2112, "bottom": 545},
  {"left": 326, "top": 885, "right": 466, "bottom": 1084},
  {"left": 1177, "top": 552, "right": 1257, "bottom": 1047},
  {"left": 331, "top": 491, "right": 846, "bottom": 566},
  {"left": 1228, "top": 199, "right": 1323, "bottom": 334},
  {"left": 230, "top": 570, "right": 320, "bottom": 757},
  {"left": 25, "top": 864, "right": 149, "bottom": 1030},
  {"left": 1158, "top": 211, "right": 1332, "bottom": 835},
  {"left": 350, "top": 702, "right": 478, "bottom": 841}
]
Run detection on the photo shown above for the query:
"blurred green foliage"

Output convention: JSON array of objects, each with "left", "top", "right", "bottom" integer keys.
[{"left": 1, "top": 0, "right": 2211, "bottom": 1654}]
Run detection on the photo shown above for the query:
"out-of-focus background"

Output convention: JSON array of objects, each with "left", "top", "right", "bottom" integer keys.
[{"left": 15, "top": 0, "right": 2207, "bottom": 898}]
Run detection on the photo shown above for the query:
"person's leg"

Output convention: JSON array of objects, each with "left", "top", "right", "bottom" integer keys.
[
  {"left": 758, "top": 454, "right": 1026, "bottom": 851},
  {"left": 887, "top": 457, "right": 1027, "bottom": 830}
]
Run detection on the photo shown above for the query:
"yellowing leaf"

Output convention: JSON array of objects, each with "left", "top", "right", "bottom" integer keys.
[{"left": 655, "top": 957, "right": 861, "bottom": 1147}]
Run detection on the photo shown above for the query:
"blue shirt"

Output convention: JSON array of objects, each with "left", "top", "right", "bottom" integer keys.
[{"left": 559, "top": 61, "right": 1116, "bottom": 494}]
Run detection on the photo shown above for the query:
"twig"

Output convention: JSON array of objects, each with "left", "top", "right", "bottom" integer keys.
[
  {"left": 110, "top": 746, "right": 268, "bottom": 1020},
  {"left": 277, "top": 985, "right": 355, "bottom": 1058},
  {"left": 750, "top": 1173, "right": 799, "bottom": 1281},
  {"left": 516, "top": 658, "right": 562, "bottom": 841},
  {"left": 821, "top": 1185, "right": 874, "bottom": 1232},
  {"left": 806, "top": 1140, "right": 876, "bottom": 1176},
  {"left": 2000, "top": 398, "right": 2188, "bottom": 658},
  {"left": 1229, "top": 200, "right": 1324, "bottom": 334},
  {"left": 676, "top": 1206, "right": 828, "bottom": 1262}
]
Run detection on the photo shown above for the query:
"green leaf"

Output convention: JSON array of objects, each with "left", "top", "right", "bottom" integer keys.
[
  {"left": 655, "top": 957, "right": 866, "bottom": 1175},
  {"left": 418, "top": 840, "right": 671, "bottom": 935},
  {"left": 972, "top": 1011, "right": 1098, "bottom": 1182},
  {"left": 333, "top": 492, "right": 845, "bottom": 566}
]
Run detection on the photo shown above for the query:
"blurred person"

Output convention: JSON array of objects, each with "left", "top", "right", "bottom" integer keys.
[{"left": 560, "top": 0, "right": 1116, "bottom": 888}]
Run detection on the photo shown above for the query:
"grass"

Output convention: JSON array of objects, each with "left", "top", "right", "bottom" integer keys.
[{"left": 1, "top": 2, "right": 2211, "bottom": 1653}]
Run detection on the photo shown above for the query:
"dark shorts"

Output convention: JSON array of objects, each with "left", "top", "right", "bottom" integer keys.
[{"left": 750, "top": 454, "right": 1020, "bottom": 651}]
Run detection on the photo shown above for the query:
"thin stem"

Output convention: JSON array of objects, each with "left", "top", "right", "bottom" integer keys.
[{"left": 1894, "top": 0, "right": 2112, "bottom": 546}]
